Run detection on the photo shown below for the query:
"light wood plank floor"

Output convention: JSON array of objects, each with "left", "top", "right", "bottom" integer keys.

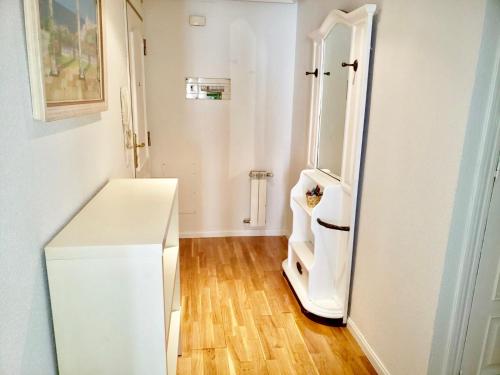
[{"left": 177, "top": 236, "right": 376, "bottom": 375}]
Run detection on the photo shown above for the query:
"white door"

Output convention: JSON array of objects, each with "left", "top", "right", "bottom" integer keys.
[
  {"left": 461, "top": 151, "right": 500, "bottom": 374},
  {"left": 127, "top": 4, "right": 151, "bottom": 178}
]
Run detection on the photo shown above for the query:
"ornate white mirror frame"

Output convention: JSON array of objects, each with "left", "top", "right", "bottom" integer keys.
[{"left": 307, "top": 5, "right": 376, "bottom": 194}]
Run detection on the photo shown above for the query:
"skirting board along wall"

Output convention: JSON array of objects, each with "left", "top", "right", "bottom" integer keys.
[
  {"left": 347, "top": 318, "right": 390, "bottom": 375},
  {"left": 180, "top": 229, "right": 288, "bottom": 239}
]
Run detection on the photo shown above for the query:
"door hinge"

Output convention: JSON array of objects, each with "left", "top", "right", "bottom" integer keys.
[
  {"left": 147, "top": 131, "right": 151, "bottom": 147},
  {"left": 143, "top": 38, "right": 147, "bottom": 56},
  {"left": 494, "top": 151, "right": 500, "bottom": 182}
]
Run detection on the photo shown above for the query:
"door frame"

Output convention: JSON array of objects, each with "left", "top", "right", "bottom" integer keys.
[
  {"left": 124, "top": 0, "right": 145, "bottom": 178},
  {"left": 443, "top": 44, "right": 500, "bottom": 374},
  {"left": 122, "top": 0, "right": 139, "bottom": 177}
]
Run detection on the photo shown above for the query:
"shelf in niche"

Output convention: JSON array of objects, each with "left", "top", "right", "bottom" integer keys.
[
  {"left": 290, "top": 241, "right": 314, "bottom": 271},
  {"left": 292, "top": 196, "right": 313, "bottom": 216}
]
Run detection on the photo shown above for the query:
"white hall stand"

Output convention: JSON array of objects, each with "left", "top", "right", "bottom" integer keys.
[{"left": 283, "top": 5, "right": 376, "bottom": 324}]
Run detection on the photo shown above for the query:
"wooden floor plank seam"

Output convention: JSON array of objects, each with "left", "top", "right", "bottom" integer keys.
[{"left": 177, "top": 236, "right": 375, "bottom": 375}]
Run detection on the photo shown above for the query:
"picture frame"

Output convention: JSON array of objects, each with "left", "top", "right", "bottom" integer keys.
[{"left": 24, "top": 0, "right": 107, "bottom": 122}]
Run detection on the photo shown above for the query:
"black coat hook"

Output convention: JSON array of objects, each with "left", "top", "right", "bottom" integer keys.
[
  {"left": 341, "top": 59, "right": 358, "bottom": 72},
  {"left": 305, "top": 68, "right": 318, "bottom": 78}
]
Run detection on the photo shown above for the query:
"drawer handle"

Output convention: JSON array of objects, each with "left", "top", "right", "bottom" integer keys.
[
  {"left": 296, "top": 262, "right": 303, "bottom": 275},
  {"left": 317, "top": 218, "right": 350, "bottom": 232}
]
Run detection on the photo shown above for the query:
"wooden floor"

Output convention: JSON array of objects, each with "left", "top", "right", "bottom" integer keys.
[{"left": 177, "top": 236, "right": 376, "bottom": 375}]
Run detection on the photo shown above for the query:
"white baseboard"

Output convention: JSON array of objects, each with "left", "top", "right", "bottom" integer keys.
[
  {"left": 347, "top": 318, "right": 390, "bottom": 375},
  {"left": 180, "top": 228, "right": 287, "bottom": 239}
]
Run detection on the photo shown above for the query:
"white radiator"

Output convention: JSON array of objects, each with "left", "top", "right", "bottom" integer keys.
[{"left": 246, "top": 171, "right": 272, "bottom": 227}]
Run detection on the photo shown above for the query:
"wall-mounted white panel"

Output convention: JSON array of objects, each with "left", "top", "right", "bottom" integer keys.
[{"left": 185, "top": 78, "right": 231, "bottom": 100}]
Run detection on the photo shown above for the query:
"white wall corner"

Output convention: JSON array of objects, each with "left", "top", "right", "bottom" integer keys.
[{"left": 347, "top": 318, "right": 390, "bottom": 375}]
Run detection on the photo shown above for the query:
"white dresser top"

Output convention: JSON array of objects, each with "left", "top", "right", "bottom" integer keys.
[{"left": 45, "top": 179, "right": 178, "bottom": 259}]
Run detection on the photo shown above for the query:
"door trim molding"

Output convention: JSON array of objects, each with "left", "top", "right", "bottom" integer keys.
[
  {"left": 126, "top": 0, "right": 143, "bottom": 21},
  {"left": 442, "top": 43, "right": 500, "bottom": 375}
]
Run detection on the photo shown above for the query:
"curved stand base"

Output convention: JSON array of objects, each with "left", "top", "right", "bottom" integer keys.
[{"left": 282, "top": 260, "right": 346, "bottom": 327}]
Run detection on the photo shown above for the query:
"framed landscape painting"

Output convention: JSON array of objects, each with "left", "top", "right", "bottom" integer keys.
[{"left": 24, "top": 0, "right": 107, "bottom": 121}]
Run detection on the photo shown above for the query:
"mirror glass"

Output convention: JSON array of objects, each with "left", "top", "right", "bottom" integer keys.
[{"left": 317, "top": 23, "right": 352, "bottom": 178}]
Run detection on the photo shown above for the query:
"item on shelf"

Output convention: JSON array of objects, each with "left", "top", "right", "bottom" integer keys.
[{"left": 306, "top": 185, "right": 323, "bottom": 208}]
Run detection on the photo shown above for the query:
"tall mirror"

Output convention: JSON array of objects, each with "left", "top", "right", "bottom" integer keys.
[{"left": 317, "top": 23, "right": 352, "bottom": 178}]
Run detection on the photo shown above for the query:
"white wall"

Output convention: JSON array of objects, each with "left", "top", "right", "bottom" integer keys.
[
  {"left": 290, "top": 0, "right": 487, "bottom": 374},
  {"left": 0, "top": 1, "right": 132, "bottom": 373},
  {"left": 144, "top": 0, "right": 297, "bottom": 237},
  {"left": 429, "top": 0, "right": 500, "bottom": 373}
]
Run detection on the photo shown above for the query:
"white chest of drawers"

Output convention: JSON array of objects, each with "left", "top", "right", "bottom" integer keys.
[{"left": 45, "top": 179, "right": 180, "bottom": 375}]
